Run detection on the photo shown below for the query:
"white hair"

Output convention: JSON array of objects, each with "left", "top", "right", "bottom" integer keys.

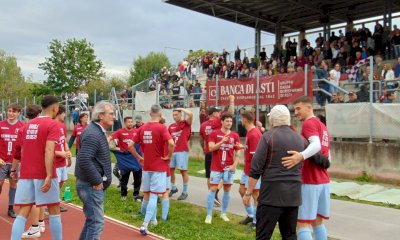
[{"left": 92, "top": 101, "right": 115, "bottom": 122}]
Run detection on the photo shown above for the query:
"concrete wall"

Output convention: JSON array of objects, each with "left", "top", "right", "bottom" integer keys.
[{"left": 188, "top": 135, "right": 400, "bottom": 184}]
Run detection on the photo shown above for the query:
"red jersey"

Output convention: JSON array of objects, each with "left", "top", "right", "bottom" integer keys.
[
  {"left": 209, "top": 129, "right": 240, "bottom": 172},
  {"left": 301, "top": 117, "right": 330, "bottom": 184},
  {"left": 199, "top": 117, "right": 221, "bottom": 153},
  {"left": 0, "top": 120, "right": 24, "bottom": 163},
  {"left": 17, "top": 116, "right": 59, "bottom": 179},
  {"left": 168, "top": 120, "right": 191, "bottom": 152},
  {"left": 111, "top": 128, "right": 136, "bottom": 151},
  {"left": 133, "top": 122, "right": 172, "bottom": 172},
  {"left": 54, "top": 121, "right": 67, "bottom": 168},
  {"left": 244, "top": 127, "right": 262, "bottom": 175},
  {"left": 71, "top": 123, "right": 88, "bottom": 150}
]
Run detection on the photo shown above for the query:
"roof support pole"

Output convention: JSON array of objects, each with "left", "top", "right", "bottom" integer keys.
[
  {"left": 275, "top": 22, "right": 282, "bottom": 48},
  {"left": 255, "top": 27, "right": 261, "bottom": 59}
]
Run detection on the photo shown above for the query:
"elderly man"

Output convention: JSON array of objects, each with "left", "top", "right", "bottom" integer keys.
[{"left": 75, "top": 101, "right": 115, "bottom": 240}]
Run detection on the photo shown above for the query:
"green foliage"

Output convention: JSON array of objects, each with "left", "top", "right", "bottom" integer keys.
[
  {"left": 128, "top": 52, "right": 170, "bottom": 86},
  {"left": 355, "top": 171, "right": 373, "bottom": 182},
  {"left": 187, "top": 49, "right": 216, "bottom": 61},
  {"left": 39, "top": 38, "right": 104, "bottom": 94}
]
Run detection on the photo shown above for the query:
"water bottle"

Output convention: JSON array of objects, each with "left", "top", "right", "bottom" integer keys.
[{"left": 63, "top": 186, "right": 72, "bottom": 202}]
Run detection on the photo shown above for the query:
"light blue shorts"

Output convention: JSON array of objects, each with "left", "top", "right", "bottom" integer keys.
[
  {"left": 56, "top": 166, "right": 68, "bottom": 184},
  {"left": 166, "top": 176, "right": 171, "bottom": 190},
  {"left": 170, "top": 152, "right": 189, "bottom": 171},
  {"left": 240, "top": 172, "right": 261, "bottom": 190},
  {"left": 14, "top": 178, "right": 60, "bottom": 207},
  {"left": 210, "top": 170, "right": 234, "bottom": 185},
  {"left": 298, "top": 183, "right": 330, "bottom": 222},
  {"left": 142, "top": 171, "right": 167, "bottom": 194}
]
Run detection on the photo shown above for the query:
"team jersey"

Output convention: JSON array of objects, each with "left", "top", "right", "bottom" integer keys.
[
  {"left": 199, "top": 117, "right": 221, "bottom": 153},
  {"left": 168, "top": 120, "right": 191, "bottom": 152},
  {"left": 16, "top": 116, "right": 59, "bottom": 179},
  {"left": 71, "top": 123, "right": 88, "bottom": 150},
  {"left": 164, "top": 141, "right": 171, "bottom": 177},
  {"left": 301, "top": 116, "right": 330, "bottom": 184},
  {"left": 209, "top": 129, "right": 240, "bottom": 172},
  {"left": 0, "top": 120, "right": 24, "bottom": 163},
  {"left": 111, "top": 128, "right": 137, "bottom": 151},
  {"left": 133, "top": 122, "right": 172, "bottom": 172},
  {"left": 244, "top": 127, "right": 262, "bottom": 175},
  {"left": 54, "top": 121, "right": 68, "bottom": 168}
]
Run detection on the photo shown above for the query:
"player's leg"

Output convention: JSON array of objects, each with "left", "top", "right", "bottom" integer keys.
[
  {"left": 220, "top": 170, "right": 235, "bottom": 221},
  {"left": 297, "top": 184, "right": 319, "bottom": 240},
  {"left": 169, "top": 154, "right": 178, "bottom": 196},
  {"left": 205, "top": 171, "right": 222, "bottom": 224},
  {"left": 132, "top": 169, "right": 142, "bottom": 199},
  {"left": 57, "top": 166, "right": 68, "bottom": 212},
  {"left": 113, "top": 162, "right": 121, "bottom": 187},
  {"left": 239, "top": 173, "right": 254, "bottom": 225},
  {"left": 256, "top": 204, "right": 283, "bottom": 240},
  {"left": 11, "top": 205, "right": 33, "bottom": 240},
  {"left": 177, "top": 152, "right": 189, "bottom": 200},
  {"left": 250, "top": 178, "right": 261, "bottom": 229},
  {"left": 278, "top": 206, "right": 299, "bottom": 240},
  {"left": 205, "top": 152, "right": 212, "bottom": 189},
  {"left": 311, "top": 183, "right": 330, "bottom": 240},
  {"left": 120, "top": 170, "right": 130, "bottom": 200},
  {"left": 161, "top": 176, "right": 171, "bottom": 221},
  {"left": 140, "top": 171, "right": 151, "bottom": 216},
  {"left": 11, "top": 179, "right": 35, "bottom": 240}
]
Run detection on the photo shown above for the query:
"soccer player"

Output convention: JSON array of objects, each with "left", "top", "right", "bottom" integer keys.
[
  {"left": 200, "top": 95, "right": 235, "bottom": 205},
  {"left": 168, "top": 108, "right": 193, "bottom": 200},
  {"left": 10, "top": 95, "right": 62, "bottom": 240},
  {"left": 0, "top": 104, "right": 24, "bottom": 218},
  {"left": 110, "top": 116, "right": 142, "bottom": 200},
  {"left": 239, "top": 110, "right": 262, "bottom": 229},
  {"left": 205, "top": 113, "right": 241, "bottom": 224},
  {"left": 129, "top": 105, "right": 174, "bottom": 235},
  {"left": 282, "top": 96, "right": 331, "bottom": 240},
  {"left": 68, "top": 112, "right": 89, "bottom": 154}
]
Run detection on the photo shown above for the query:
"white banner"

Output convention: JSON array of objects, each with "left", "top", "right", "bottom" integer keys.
[
  {"left": 135, "top": 91, "right": 157, "bottom": 111},
  {"left": 123, "top": 107, "right": 201, "bottom": 132},
  {"left": 326, "top": 103, "right": 400, "bottom": 138}
]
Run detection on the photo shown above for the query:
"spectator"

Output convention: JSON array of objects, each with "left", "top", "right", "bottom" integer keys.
[
  {"left": 347, "top": 92, "right": 359, "bottom": 103},
  {"left": 379, "top": 87, "right": 395, "bottom": 103},
  {"left": 171, "top": 81, "right": 181, "bottom": 102},
  {"left": 207, "top": 65, "right": 215, "bottom": 80},
  {"left": 190, "top": 63, "right": 197, "bottom": 82},
  {"left": 395, "top": 57, "right": 400, "bottom": 79},
  {"left": 72, "top": 108, "right": 79, "bottom": 125},
  {"left": 192, "top": 81, "right": 202, "bottom": 107},
  {"left": 97, "top": 92, "right": 104, "bottom": 102},
  {"left": 329, "top": 63, "right": 341, "bottom": 93},
  {"left": 235, "top": 46, "right": 241, "bottom": 61},
  {"left": 316, "top": 60, "right": 331, "bottom": 106},
  {"left": 303, "top": 42, "right": 313, "bottom": 58},
  {"left": 392, "top": 29, "right": 400, "bottom": 58},
  {"left": 373, "top": 21, "right": 383, "bottom": 55},
  {"left": 381, "top": 63, "right": 397, "bottom": 89},
  {"left": 199, "top": 108, "right": 208, "bottom": 124},
  {"left": 259, "top": 47, "right": 267, "bottom": 65},
  {"left": 374, "top": 55, "right": 384, "bottom": 80},
  {"left": 330, "top": 92, "right": 344, "bottom": 103},
  {"left": 356, "top": 85, "right": 370, "bottom": 102},
  {"left": 222, "top": 49, "right": 229, "bottom": 63}
]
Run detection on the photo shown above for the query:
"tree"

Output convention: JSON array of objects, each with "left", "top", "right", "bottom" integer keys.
[
  {"left": 128, "top": 52, "right": 170, "bottom": 85},
  {"left": 39, "top": 38, "right": 104, "bottom": 94}
]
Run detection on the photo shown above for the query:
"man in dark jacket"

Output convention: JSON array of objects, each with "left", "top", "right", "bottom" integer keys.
[{"left": 75, "top": 101, "right": 115, "bottom": 240}]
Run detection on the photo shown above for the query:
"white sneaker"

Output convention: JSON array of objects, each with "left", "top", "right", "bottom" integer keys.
[
  {"left": 39, "top": 221, "right": 45, "bottom": 233},
  {"left": 220, "top": 213, "right": 230, "bottom": 222},
  {"left": 22, "top": 226, "right": 41, "bottom": 238},
  {"left": 204, "top": 215, "right": 212, "bottom": 224}
]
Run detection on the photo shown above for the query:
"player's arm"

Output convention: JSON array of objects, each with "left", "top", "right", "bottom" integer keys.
[
  {"left": 208, "top": 135, "right": 228, "bottom": 152},
  {"left": 162, "top": 139, "right": 175, "bottom": 161},
  {"left": 176, "top": 108, "right": 194, "bottom": 125},
  {"left": 282, "top": 135, "right": 321, "bottom": 169},
  {"left": 67, "top": 127, "right": 77, "bottom": 149},
  {"left": 227, "top": 95, "right": 235, "bottom": 115},
  {"left": 243, "top": 176, "right": 257, "bottom": 207},
  {"left": 128, "top": 142, "right": 143, "bottom": 162},
  {"left": 41, "top": 140, "right": 56, "bottom": 193}
]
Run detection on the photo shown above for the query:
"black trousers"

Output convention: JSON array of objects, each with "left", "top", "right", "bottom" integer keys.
[
  {"left": 120, "top": 170, "right": 142, "bottom": 197},
  {"left": 256, "top": 204, "right": 299, "bottom": 240}
]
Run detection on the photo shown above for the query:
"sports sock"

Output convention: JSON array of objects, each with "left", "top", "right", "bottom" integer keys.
[
  {"left": 144, "top": 193, "right": 158, "bottom": 223},
  {"left": 49, "top": 214, "right": 62, "bottom": 240},
  {"left": 151, "top": 205, "right": 157, "bottom": 221},
  {"left": 313, "top": 224, "right": 328, "bottom": 240},
  {"left": 182, "top": 183, "right": 188, "bottom": 194},
  {"left": 171, "top": 183, "right": 177, "bottom": 191},
  {"left": 207, "top": 191, "right": 216, "bottom": 216},
  {"left": 244, "top": 202, "right": 254, "bottom": 218},
  {"left": 140, "top": 199, "right": 148, "bottom": 215},
  {"left": 161, "top": 199, "right": 170, "bottom": 220},
  {"left": 221, "top": 191, "right": 231, "bottom": 214},
  {"left": 11, "top": 215, "right": 26, "bottom": 240},
  {"left": 253, "top": 207, "right": 257, "bottom": 224},
  {"left": 9, "top": 187, "right": 16, "bottom": 206},
  {"left": 297, "top": 228, "right": 313, "bottom": 240}
]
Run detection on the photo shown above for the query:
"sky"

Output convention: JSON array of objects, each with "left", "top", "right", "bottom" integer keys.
[
  {"left": 0, "top": 0, "right": 274, "bottom": 81},
  {"left": 0, "top": 1, "right": 398, "bottom": 82}
]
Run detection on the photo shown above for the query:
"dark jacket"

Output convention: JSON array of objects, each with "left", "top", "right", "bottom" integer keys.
[{"left": 74, "top": 123, "right": 112, "bottom": 189}]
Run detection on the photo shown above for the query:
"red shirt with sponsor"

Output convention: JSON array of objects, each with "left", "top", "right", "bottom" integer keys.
[
  {"left": 17, "top": 116, "right": 59, "bottom": 179},
  {"left": 111, "top": 128, "right": 136, "bottom": 151},
  {"left": 71, "top": 123, "right": 88, "bottom": 150},
  {"left": 301, "top": 116, "right": 330, "bottom": 184},
  {"left": 54, "top": 121, "right": 67, "bottom": 168},
  {"left": 209, "top": 129, "right": 240, "bottom": 172},
  {"left": 244, "top": 127, "right": 262, "bottom": 175},
  {"left": 168, "top": 120, "right": 191, "bottom": 152},
  {"left": 199, "top": 117, "right": 222, "bottom": 153},
  {"left": 133, "top": 122, "right": 172, "bottom": 172},
  {"left": 0, "top": 120, "right": 24, "bottom": 163}
]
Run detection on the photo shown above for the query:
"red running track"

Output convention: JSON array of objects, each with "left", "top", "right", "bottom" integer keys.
[{"left": 0, "top": 182, "right": 165, "bottom": 240}]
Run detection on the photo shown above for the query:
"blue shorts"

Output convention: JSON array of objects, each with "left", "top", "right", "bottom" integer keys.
[
  {"left": 56, "top": 166, "right": 68, "bottom": 183},
  {"left": 166, "top": 176, "right": 171, "bottom": 190},
  {"left": 239, "top": 172, "right": 261, "bottom": 190},
  {"left": 170, "top": 152, "right": 189, "bottom": 171},
  {"left": 142, "top": 171, "right": 167, "bottom": 194},
  {"left": 210, "top": 170, "right": 234, "bottom": 185},
  {"left": 298, "top": 183, "right": 330, "bottom": 222},
  {"left": 14, "top": 178, "right": 60, "bottom": 207},
  {"left": 0, "top": 163, "right": 19, "bottom": 180}
]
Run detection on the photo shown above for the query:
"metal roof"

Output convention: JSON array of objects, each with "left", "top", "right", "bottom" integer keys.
[{"left": 164, "top": 0, "right": 400, "bottom": 34}]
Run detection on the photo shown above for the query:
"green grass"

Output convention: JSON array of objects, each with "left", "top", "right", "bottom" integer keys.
[
  {"left": 331, "top": 194, "right": 400, "bottom": 210},
  {"left": 63, "top": 176, "right": 268, "bottom": 240},
  {"left": 354, "top": 171, "right": 373, "bottom": 183}
]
